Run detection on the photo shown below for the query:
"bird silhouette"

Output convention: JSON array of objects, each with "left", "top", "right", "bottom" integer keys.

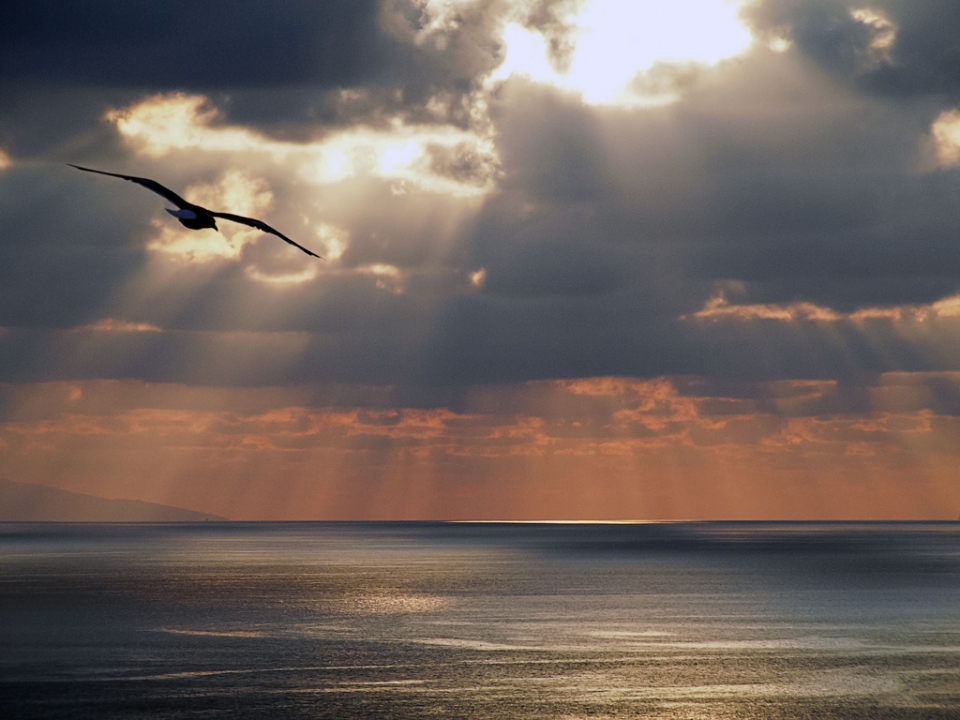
[{"left": 69, "top": 164, "right": 322, "bottom": 258}]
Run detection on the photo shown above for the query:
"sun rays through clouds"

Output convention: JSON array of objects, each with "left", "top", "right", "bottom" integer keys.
[
  {"left": 1, "top": 375, "right": 957, "bottom": 519},
  {"left": 4, "top": 0, "right": 960, "bottom": 518}
]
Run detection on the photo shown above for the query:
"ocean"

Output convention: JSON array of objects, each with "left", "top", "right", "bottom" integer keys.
[{"left": 1, "top": 522, "right": 958, "bottom": 719}]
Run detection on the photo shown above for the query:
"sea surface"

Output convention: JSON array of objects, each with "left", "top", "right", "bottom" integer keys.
[{"left": 1, "top": 521, "right": 959, "bottom": 719}]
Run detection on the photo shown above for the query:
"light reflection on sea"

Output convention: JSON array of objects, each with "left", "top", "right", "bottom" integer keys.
[{"left": 1, "top": 522, "right": 958, "bottom": 719}]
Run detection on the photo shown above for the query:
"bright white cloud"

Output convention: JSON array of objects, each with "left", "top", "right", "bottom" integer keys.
[
  {"left": 109, "top": 93, "right": 498, "bottom": 197},
  {"left": 356, "top": 263, "right": 406, "bottom": 294},
  {"left": 930, "top": 109, "right": 960, "bottom": 168},
  {"left": 108, "top": 95, "right": 258, "bottom": 158},
  {"left": 298, "top": 119, "right": 499, "bottom": 196},
  {"left": 850, "top": 7, "right": 897, "bottom": 65},
  {"left": 245, "top": 264, "right": 321, "bottom": 286}
]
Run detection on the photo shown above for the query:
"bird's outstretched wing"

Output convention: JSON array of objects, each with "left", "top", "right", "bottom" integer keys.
[
  {"left": 68, "top": 164, "right": 191, "bottom": 208},
  {"left": 210, "top": 211, "right": 323, "bottom": 258}
]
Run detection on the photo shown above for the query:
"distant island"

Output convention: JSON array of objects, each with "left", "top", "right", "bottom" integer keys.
[{"left": 0, "top": 478, "right": 226, "bottom": 522}]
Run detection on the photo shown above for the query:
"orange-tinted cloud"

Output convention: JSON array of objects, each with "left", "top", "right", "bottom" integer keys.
[
  {"left": 83, "top": 319, "right": 163, "bottom": 333},
  {"left": 687, "top": 290, "right": 960, "bottom": 324},
  {"left": 1, "top": 376, "right": 958, "bottom": 521}
]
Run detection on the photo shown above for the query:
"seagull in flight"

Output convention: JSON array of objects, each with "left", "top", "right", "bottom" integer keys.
[{"left": 69, "top": 164, "right": 322, "bottom": 258}]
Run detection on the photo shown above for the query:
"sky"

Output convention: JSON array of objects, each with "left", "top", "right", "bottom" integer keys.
[{"left": 2, "top": 0, "right": 960, "bottom": 520}]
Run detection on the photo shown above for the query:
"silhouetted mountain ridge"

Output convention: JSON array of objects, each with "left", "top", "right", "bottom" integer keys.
[{"left": 0, "top": 478, "right": 225, "bottom": 521}]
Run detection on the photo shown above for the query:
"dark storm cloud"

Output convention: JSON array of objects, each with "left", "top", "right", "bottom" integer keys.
[
  {"left": 490, "top": 80, "right": 611, "bottom": 202},
  {"left": 470, "top": 195, "right": 631, "bottom": 297},
  {"left": 0, "top": 0, "right": 505, "bottom": 149},
  {"left": 744, "top": 0, "right": 960, "bottom": 98},
  {"left": 419, "top": 290, "right": 960, "bottom": 387},
  {"left": 6, "top": 0, "right": 960, "bottom": 393},
  {"left": 476, "top": 55, "right": 960, "bottom": 316},
  {"left": 0, "top": 166, "right": 148, "bottom": 329},
  {"left": 0, "top": 85, "right": 143, "bottom": 161},
  {"left": 1, "top": 1, "right": 385, "bottom": 89}
]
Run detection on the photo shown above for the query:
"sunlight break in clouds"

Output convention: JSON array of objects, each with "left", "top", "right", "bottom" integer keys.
[
  {"left": 490, "top": 0, "right": 753, "bottom": 105},
  {"left": 109, "top": 93, "right": 499, "bottom": 197},
  {"left": 147, "top": 170, "right": 274, "bottom": 262}
]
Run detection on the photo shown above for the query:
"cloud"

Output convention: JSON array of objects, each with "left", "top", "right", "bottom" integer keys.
[
  {"left": 743, "top": 0, "right": 960, "bottom": 97},
  {"left": 1, "top": 376, "right": 957, "bottom": 519},
  {"left": 929, "top": 109, "right": 960, "bottom": 168},
  {"left": 686, "top": 290, "right": 960, "bottom": 323},
  {"left": 108, "top": 93, "right": 499, "bottom": 198},
  {"left": 0, "top": 1, "right": 390, "bottom": 89},
  {"left": 5, "top": 2, "right": 960, "bottom": 523},
  {"left": 83, "top": 319, "right": 163, "bottom": 333}
]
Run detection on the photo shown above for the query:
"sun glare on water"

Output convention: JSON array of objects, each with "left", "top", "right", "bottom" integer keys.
[{"left": 491, "top": 0, "right": 754, "bottom": 105}]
